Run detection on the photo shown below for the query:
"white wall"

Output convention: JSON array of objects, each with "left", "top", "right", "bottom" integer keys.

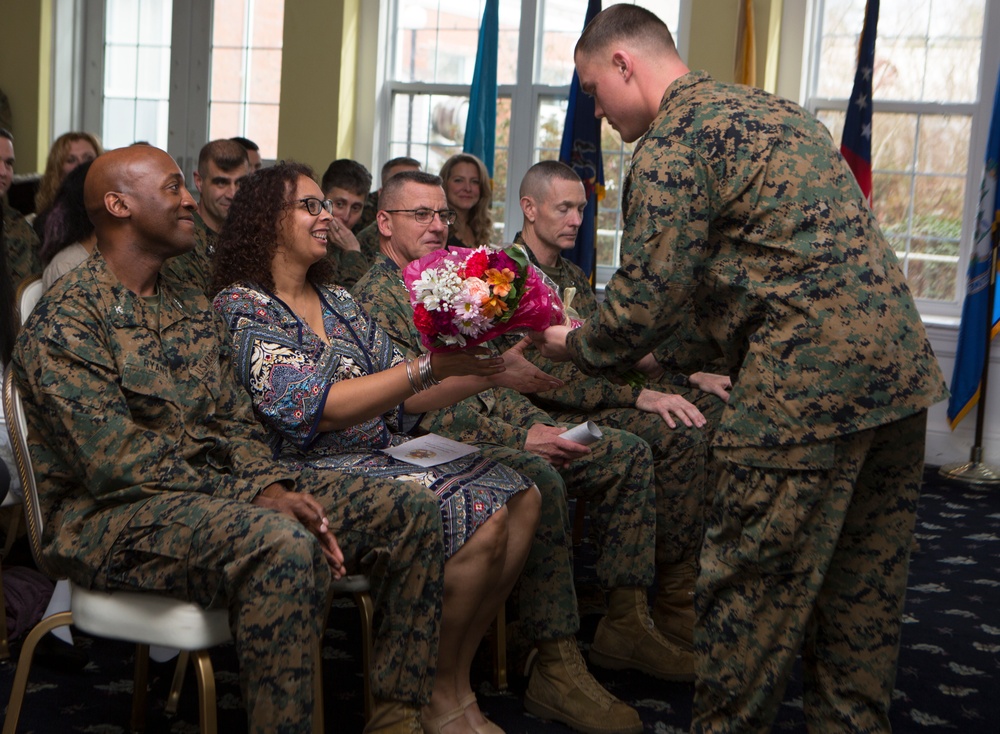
[{"left": 924, "top": 325, "right": 1000, "bottom": 468}]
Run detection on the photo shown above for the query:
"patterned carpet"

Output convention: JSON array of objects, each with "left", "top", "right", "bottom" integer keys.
[{"left": 1, "top": 467, "right": 999, "bottom": 732}]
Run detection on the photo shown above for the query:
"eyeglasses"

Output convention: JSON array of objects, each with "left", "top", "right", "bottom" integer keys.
[
  {"left": 383, "top": 208, "right": 458, "bottom": 226},
  {"left": 295, "top": 197, "right": 334, "bottom": 216}
]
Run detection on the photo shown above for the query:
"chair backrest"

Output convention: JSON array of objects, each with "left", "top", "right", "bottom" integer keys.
[
  {"left": 15, "top": 275, "right": 44, "bottom": 326},
  {"left": 2, "top": 369, "right": 57, "bottom": 578}
]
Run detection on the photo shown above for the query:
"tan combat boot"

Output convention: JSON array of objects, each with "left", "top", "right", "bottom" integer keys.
[
  {"left": 590, "top": 587, "right": 694, "bottom": 681},
  {"left": 524, "top": 636, "right": 642, "bottom": 734},
  {"left": 651, "top": 560, "right": 697, "bottom": 651},
  {"left": 363, "top": 699, "right": 422, "bottom": 734}
]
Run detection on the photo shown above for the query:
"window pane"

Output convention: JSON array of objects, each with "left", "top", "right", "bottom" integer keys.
[
  {"left": 137, "top": 0, "right": 172, "bottom": 45},
  {"left": 105, "top": 0, "right": 139, "bottom": 44},
  {"left": 917, "top": 115, "right": 972, "bottom": 175},
  {"left": 103, "top": 98, "right": 137, "bottom": 149},
  {"left": 872, "top": 113, "right": 916, "bottom": 173},
  {"left": 104, "top": 45, "right": 139, "bottom": 97},
  {"left": 136, "top": 46, "right": 170, "bottom": 99}
]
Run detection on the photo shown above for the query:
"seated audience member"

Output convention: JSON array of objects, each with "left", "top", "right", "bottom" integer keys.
[
  {"left": 162, "top": 138, "right": 250, "bottom": 294},
  {"left": 11, "top": 144, "right": 448, "bottom": 733},
  {"left": 510, "top": 160, "right": 730, "bottom": 649},
  {"left": 354, "top": 156, "right": 421, "bottom": 261},
  {"left": 212, "top": 161, "right": 541, "bottom": 733},
  {"left": 0, "top": 129, "right": 40, "bottom": 284},
  {"left": 439, "top": 153, "right": 493, "bottom": 247},
  {"left": 353, "top": 170, "right": 689, "bottom": 734},
  {"left": 31, "top": 131, "right": 103, "bottom": 237},
  {"left": 231, "top": 136, "right": 263, "bottom": 171},
  {"left": 40, "top": 160, "right": 95, "bottom": 290},
  {"left": 319, "top": 158, "right": 372, "bottom": 288}
]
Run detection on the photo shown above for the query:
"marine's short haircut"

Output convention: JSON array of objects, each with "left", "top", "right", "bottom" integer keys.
[
  {"left": 519, "top": 160, "right": 583, "bottom": 200},
  {"left": 197, "top": 139, "right": 250, "bottom": 175},
  {"left": 379, "top": 170, "right": 444, "bottom": 211},
  {"left": 575, "top": 4, "right": 677, "bottom": 59},
  {"left": 380, "top": 156, "right": 421, "bottom": 184},
  {"left": 320, "top": 159, "right": 373, "bottom": 197},
  {"left": 0, "top": 128, "right": 12, "bottom": 143}
]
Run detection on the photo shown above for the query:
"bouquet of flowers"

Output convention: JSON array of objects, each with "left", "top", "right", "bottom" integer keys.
[{"left": 403, "top": 244, "right": 565, "bottom": 352}]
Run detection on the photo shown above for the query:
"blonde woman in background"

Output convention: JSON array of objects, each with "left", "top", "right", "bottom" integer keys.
[
  {"left": 440, "top": 153, "right": 493, "bottom": 247},
  {"left": 31, "top": 131, "right": 103, "bottom": 235}
]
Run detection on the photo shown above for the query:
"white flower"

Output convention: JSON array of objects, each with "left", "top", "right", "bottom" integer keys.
[{"left": 412, "top": 264, "right": 463, "bottom": 311}]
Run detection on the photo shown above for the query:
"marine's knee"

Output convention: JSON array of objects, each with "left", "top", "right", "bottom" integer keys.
[{"left": 256, "top": 521, "right": 330, "bottom": 597}]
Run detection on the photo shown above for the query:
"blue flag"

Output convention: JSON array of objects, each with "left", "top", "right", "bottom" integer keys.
[
  {"left": 559, "top": 0, "right": 604, "bottom": 285},
  {"left": 948, "top": 61, "right": 1000, "bottom": 429},
  {"left": 840, "top": 0, "right": 878, "bottom": 204},
  {"left": 463, "top": 0, "right": 498, "bottom": 178}
]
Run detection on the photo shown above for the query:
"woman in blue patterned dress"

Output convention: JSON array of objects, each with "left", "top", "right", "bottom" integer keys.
[{"left": 211, "top": 162, "right": 540, "bottom": 734}]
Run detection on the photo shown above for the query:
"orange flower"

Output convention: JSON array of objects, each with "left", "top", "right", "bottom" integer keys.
[
  {"left": 481, "top": 295, "right": 509, "bottom": 319},
  {"left": 485, "top": 267, "right": 515, "bottom": 297}
]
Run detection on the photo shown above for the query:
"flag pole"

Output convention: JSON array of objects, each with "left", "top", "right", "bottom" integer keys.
[{"left": 940, "top": 224, "right": 1000, "bottom": 485}]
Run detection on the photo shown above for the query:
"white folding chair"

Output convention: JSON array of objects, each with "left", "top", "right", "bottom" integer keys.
[
  {"left": 1, "top": 370, "right": 327, "bottom": 733},
  {"left": 0, "top": 275, "right": 44, "bottom": 659}
]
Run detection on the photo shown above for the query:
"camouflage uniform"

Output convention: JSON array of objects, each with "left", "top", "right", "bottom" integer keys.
[
  {"left": 161, "top": 210, "right": 216, "bottom": 297},
  {"left": 511, "top": 233, "right": 723, "bottom": 566},
  {"left": 3, "top": 201, "right": 40, "bottom": 286},
  {"left": 354, "top": 190, "right": 379, "bottom": 234},
  {"left": 324, "top": 245, "right": 371, "bottom": 290},
  {"left": 12, "top": 252, "right": 447, "bottom": 728},
  {"left": 565, "top": 71, "right": 948, "bottom": 732},
  {"left": 353, "top": 255, "right": 657, "bottom": 642},
  {"left": 323, "top": 220, "right": 382, "bottom": 290}
]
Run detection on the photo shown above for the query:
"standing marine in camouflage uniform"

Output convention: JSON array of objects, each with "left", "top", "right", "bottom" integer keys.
[
  {"left": 534, "top": 6, "right": 949, "bottom": 733},
  {"left": 0, "top": 129, "right": 41, "bottom": 285},
  {"left": 163, "top": 139, "right": 249, "bottom": 296},
  {"left": 353, "top": 170, "right": 692, "bottom": 734},
  {"left": 510, "top": 160, "right": 732, "bottom": 651},
  {"left": 12, "top": 146, "right": 449, "bottom": 734}
]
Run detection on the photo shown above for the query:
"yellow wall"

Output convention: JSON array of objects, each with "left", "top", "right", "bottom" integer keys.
[
  {"left": 0, "top": 0, "right": 52, "bottom": 173},
  {"left": 277, "top": 0, "right": 358, "bottom": 172},
  {"left": 687, "top": 0, "right": 782, "bottom": 91}
]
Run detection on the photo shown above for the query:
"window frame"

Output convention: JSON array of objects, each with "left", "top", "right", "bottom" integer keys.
[{"left": 801, "top": 0, "right": 1000, "bottom": 323}]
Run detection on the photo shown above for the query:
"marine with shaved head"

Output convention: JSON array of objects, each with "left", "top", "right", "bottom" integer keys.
[{"left": 11, "top": 144, "right": 345, "bottom": 733}]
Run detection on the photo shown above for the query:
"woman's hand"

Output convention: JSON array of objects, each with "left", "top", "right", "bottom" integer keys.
[{"left": 429, "top": 349, "right": 505, "bottom": 380}]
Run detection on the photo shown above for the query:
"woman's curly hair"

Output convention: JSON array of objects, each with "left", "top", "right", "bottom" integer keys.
[{"left": 212, "top": 161, "right": 335, "bottom": 295}]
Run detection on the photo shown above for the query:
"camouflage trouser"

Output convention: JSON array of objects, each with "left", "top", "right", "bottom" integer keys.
[
  {"left": 692, "top": 410, "right": 926, "bottom": 734},
  {"left": 101, "top": 492, "right": 332, "bottom": 734},
  {"left": 550, "top": 386, "right": 723, "bottom": 568},
  {"left": 477, "top": 425, "right": 655, "bottom": 642},
  {"left": 296, "top": 468, "right": 445, "bottom": 706}
]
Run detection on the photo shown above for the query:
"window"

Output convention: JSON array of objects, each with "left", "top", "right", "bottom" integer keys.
[
  {"left": 209, "top": 0, "right": 285, "bottom": 159},
  {"left": 101, "top": 0, "right": 173, "bottom": 149},
  {"left": 81, "top": 0, "right": 284, "bottom": 175},
  {"left": 805, "top": 0, "right": 1000, "bottom": 316},
  {"left": 379, "top": 0, "right": 682, "bottom": 279}
]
